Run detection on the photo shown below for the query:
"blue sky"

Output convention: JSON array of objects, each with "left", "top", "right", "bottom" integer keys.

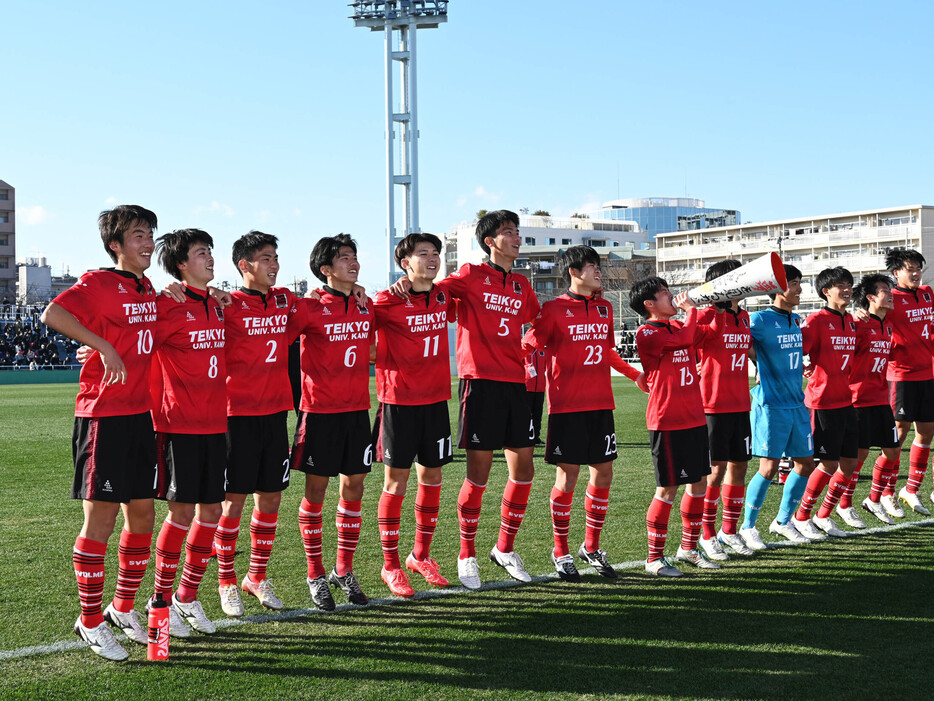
[{"left": 5, "top": 1, "right": 933, "bottom": 292}]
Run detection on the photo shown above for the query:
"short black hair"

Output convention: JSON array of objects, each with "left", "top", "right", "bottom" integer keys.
[
  {"left": 629, "top": 276, "right": 668, "bottom": 317},
  {"left": 232, "top": 231, "right": 278, "bottom": 277},
  {"left": 768, "top": 264, "right": 802, "bottom": 301},
  {"left": 853, "top": 273, "right": 893, "bottom": 310},
  {"left": 309, "top": 233, "right": 357, "bottom": 284},
  {"left": 885, "top": 247, "right": 925, "bottom": 273},
  {"left": 475, "top": 210, "right": 519, "bottom": 255},
  {"left": 98, "top": 205, "right": 158, "bottom": 263},
  {"left": 156, "top": 229, "right": 214, "bottom": 281},
  {"left": 705, "top": 259, "right": 742, "bottom": 309},
  {"left": 815, "top": 266, "right": 854, "bottom": 301},
  {"left": 559, "top": 245, "right": 600, "bottom": 285},
  {"left": 394, "top": 232, "right": 442, "bottom": 269}
]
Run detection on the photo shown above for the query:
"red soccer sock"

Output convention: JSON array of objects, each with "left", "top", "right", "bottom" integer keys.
[
  {"left": 248, "top": 509, "right": 278, "bottom": 583},
  {"left": 584, "top": 485, "right": 611, "bottom": 552},
  {"left": 214, "top": 514, "right": 241, "bottom": 587},
  {"left": 646, "top": 496, "right": 673, "bottom": 562},
  {"left": 907, "top": 443, "right": 930, "bottom": 495},
  {"left": 412, "top": 482, "right": 442, "bottom": 561},
  {"left": 299, "top": 498, "right": 326, "bottom": 579},
  {"left": 550, "top": 487, "right": 575, "bottom": 557},
  {"left": 457, "top": 479, "right": 486, "bottom": 559},
  {"left": 496, "top": 479, "right": 532, "bottom": 553},
  {"left": 720, "top": 482, "right": 745, "bottom": 535},
  {"left": 870, "top": 456, "right": 898, "bottom": 503},
  {"left": 883, "top": 449, "right": 902, "bottom": 497},
  {"left": 176, "top": 518, "right": 218, "bottom": 603},
  {"left": 112, "top": 530, "right": 151, "bottom": 613},
  {"left": 335, "top": 499, "right": 362, "bottom": 576},
  {"left": 74, "top": 536, "right": 107, "bottom": 628},
  {"left": 154, "top": 518, "right": 189, "bottom": 599},
  {"left": 817, "top": 472, "right": 849, "bottom": 519},
  {"left": 378, "top": 491, "right": 405, "bottom": 570},
  {"left": 701, "top": 484, "right": 721, "bottom": 540},
  {"left": 839, "top": 461, "right": 864, "bottom": 510},
  {"left": 795, "top": 467, "right": 834, "bottom": 521},
  {"left": 680, "top": 491, "right": 704, "bottom": 551}
]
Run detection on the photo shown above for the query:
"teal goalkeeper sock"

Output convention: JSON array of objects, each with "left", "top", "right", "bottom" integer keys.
[
  {"left": 742, "top": 472, "right": 771, "bottom": 530},
  {"left": 777, "top": 470, "right": 808, "bottom": 524}
]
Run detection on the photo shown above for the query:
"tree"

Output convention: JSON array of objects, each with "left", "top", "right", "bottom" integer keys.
[
  {"left": 570, "top": 212, "right": 589, "bottom": 219},
  {"left": 532, "top": 209, "right": 551, "bottom": 217},
  {"left": 476, "top": 209, "right": 488, "bottom": 220}
]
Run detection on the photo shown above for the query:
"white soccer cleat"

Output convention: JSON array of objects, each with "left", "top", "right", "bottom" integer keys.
[
  {"left": 770, "top": 518, "right": 811, "bottom": 543},
  {"left": 103, "top": 603, "right": 147, "bottom": 645},
  {"left": 242, "top": 576, "right": 284, "bottom": 611},
  {"left": 75, "top": 617, "right": 129, "bottom": 661},
  {"left": 813, "top": 515, "right": 846, "bottom": 537},
  {"left": 835, "top": 505, "right": 866, "bottom": 529},
  {"left": 171, "top": 594, "right": 216, "bottom": 634},
  {"left": 862, "top": 498, "right": 895, "bottom": 525},
  {"left": 699, "top": 536, "right": 730, "bottom": 561},
  {"left": 737, "top": 527, "right": 768, "bottom": 551},
  {"left": 147, "top": 596, "right": 190, "bottom": 638},
  {"left": 880, "top": 494, "right": 905, "bottom": 518},
  {"left": 790, "top": 518, "right": 826, "bottom": 541},
  {"left": 645, "top": 557, "right": 683, "bottom": 577},
  {"left": 898, "top": 487, "right": 931, "bottom": 516},
  {"left": 457, "top": 556, "right": 482, "bottom": 590},
  {"left": 489, "top": 546, "right": 532, "bottom": 582},
  {"left": 219, "top": 583, "right": 245, "bottom": 617},
  {"left": 718, "top": 529, "right": 755, "bottom": 555},
  {"left": 675, "top": 547, "right": 721, "bottom": 569}
]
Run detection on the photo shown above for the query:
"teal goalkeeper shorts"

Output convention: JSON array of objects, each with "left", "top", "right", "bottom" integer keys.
[{"left": 751, "top": 398, "right": 812, "bottom": 459}]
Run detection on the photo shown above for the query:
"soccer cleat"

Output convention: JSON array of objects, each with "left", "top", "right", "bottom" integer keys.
[
  {"left": 789, "top": 518, "right": 826, "bottom": 541},
  {"left": 147, "top": 596, "right": 190, "bottom": 638},
  {"left": 930, "top": 491, "right": 934, "bottom": 507},
  {"left": 644, "top": 557, "right": 683, "bottom": 577},
  {"left": 103, "top": 603, "right": 148, "bottom": 645},
  {"left": 218, "top": 583, "right": 245, "bottom": 617},
  {"left": 769, "top": 518, "right": 811, "bottom": 543},
  {"left": 675, "top": 547, "right": 721, "bottom": 569},
  {"left": 306, "top": 576, "right": 335, "bottom": 611},
  {"left": 74, "top": 618, "right": 129, "bottom": 661},
  {"left": 737, "top": 527, "right": 768, "bottom": 552},
  {"left": 329, "top": 569, "right": 369, "bottom": 606},
  {"left": 381, "top": 567, "right": 415, "bottom": 597},
  {"left": 242, "top": 576, "right": 284, "bottom": 611},
  {"left": 813, "top": 515, "right": 846, "bottom": 537},
  {"left": 898, "top": 487, "right": 931, "bottom": 516},
  {"left": 699, "top": 536, "right": 729, "bottom": 562},
  {"left": 171, "top": 594, "right": 216, "bottom": 634},
  {"left": 719, "top": 529, "right": 755, "bottom": 555},
  {"left": 881, "top": 494, "right": 905, "bottom": 518},
  {"left": 489, "top": 546, "right": 532, "bottom": 582},
  {"left": 405, "top": 553, "right": 449, "bottom": 587},
  {"left": 551, "top": 551, "right": 582, "bottom": 582},
  {"left": 862, "top": 497, "right": 895, "bottom": 525},
  {"left": 457, "top": 557, "right": 482, "bottom": 590},
  {"left": 835, "top": 505, "right": 866, "bottom": 529},
  {"left": 577, "top": 544, "right": 618, "bottom": 579}
]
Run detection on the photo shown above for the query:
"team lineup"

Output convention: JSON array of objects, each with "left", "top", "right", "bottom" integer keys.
[{"left": 43, "top": 205, "right": 934, "bottom": 661}]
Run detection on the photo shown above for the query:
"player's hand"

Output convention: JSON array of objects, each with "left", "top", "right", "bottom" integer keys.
[
  {"left": 161, "top": 282, "right": 186, "bottom": 303},
  {"left": 209, "top": 286, "right": 233, "bottom": 308},
  {"left": 352, "top": 283, "right": 368, "bottom": 310},
  {"left": 635, "top": 372, "right": 649, "bottom": 394},
  {"left": 305, "top": 288, "right": 321, "bottom": 300},
  {"left": 852, "top": 307, "right": 869, "bottom": 322},
  {"left": 98, "top": 342, "right": 127, "bottom": 385},
  {"left": 593, "top": 288, "right": 604, "bottom": 299},
  {"left": 389, "top": 277, "right": 413, "bottom": 301},
  {"left": 674, "top": 291, "right": 695, "bottom": 311},
  {"left": 76, "top": 345, "right": 96, "bottom": 365}
]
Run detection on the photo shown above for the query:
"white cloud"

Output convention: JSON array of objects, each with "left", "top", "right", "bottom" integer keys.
[
  {"left": 194, "top": 200, "right": 236, "bottom": 217},
  {"left": 455, "top": 195, "right": 468, "bottom": 207},
  {"left": 19, "top": 205, "right": 50, "bottom": 226},
  {"left": 572, "top": 200, "right": 603, "bottom": 216},
  {"left": 104, "top": 196, "right": 118, "bottom": 206},
  {"left": 293, "top": 208, "right": 302, "bottom": 217},
  {"left": 474, "top": 186, "right": 501, "bottom": 203}
]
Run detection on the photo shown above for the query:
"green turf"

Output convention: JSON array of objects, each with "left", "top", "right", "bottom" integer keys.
[{"left": 1, "top": 382, "right": 932, "bottom": 700}]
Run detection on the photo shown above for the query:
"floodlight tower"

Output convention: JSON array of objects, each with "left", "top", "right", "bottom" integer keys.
[{"left": 351, "top": 1, "right": 449, "bottom": 285}]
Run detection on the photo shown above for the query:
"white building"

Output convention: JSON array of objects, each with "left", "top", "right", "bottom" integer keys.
[
  {"left": 17, "top": 257, "right": 52, "bottom": 304},
  {"left": 655, "top": 204, "right": 934, "bottom": 314}
]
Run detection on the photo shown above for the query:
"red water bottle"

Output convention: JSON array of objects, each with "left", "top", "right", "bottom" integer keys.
[{"left": 147, "top": 593, "right": 170, "bottom": 661}]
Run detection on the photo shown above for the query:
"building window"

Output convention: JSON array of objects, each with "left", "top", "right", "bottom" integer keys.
[
  {"left": 0, "top": 235, "right": 7, "bottom": 246},
  {"left": 547, "top": 238, "right": 556, "bottom": 245},
  {"left": 0, "top": 191, "right": 8, "bottom": 200},
  {"left": 0, "top": 213, "right": 8, "bottom": 223},
  {"left": 524, "top": 236, "right": 535, "bottom": 245},
  {"left": 0, "top": 258, "right": 8, "bottom": 269},
  {"left": 562, "top": 238, "right": 571, "bottom": 245}
]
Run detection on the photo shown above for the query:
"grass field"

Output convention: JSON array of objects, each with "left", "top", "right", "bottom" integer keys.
[{"left": 1, "top": 381, "right": 932, "bottom": 700}]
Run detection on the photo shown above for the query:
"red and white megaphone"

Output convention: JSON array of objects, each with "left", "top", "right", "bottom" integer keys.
[{"left": 686, "top": 252, "right": 788, "bottom": 304}]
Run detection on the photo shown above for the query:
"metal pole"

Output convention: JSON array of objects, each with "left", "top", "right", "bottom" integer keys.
[
  {"left": 384, "top": 21, "right": 395, "bottom": 285},
  {"left": 408, "top": 17, "right": 420, "bottom": 234}
]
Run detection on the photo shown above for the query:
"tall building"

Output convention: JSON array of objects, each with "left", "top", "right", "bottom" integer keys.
[
  {"left": 592, "top": 197, "right": 740, "bottom": 241},
  {"left": 0, "top": 180, "right": 14, "bottom": 299},
  {"left": 655, "top": 204, "right": 934, "bottom": 313}
]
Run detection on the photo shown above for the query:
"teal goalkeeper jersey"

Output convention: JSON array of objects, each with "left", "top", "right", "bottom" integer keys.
[{"left": 750, "top": 306, "right": 804, "bottom": 409}]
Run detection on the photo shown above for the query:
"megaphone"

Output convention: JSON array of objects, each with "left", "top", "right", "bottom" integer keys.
[{"left": 686, "top": 252, "right": 788, "bottom": 304}]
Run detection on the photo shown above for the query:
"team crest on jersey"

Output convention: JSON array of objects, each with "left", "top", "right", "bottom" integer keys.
[
  {"left": 742, "top": 318, "right": 750, "bottom": 328},
  {"left": 436, "top": 291, "right": 446, "bottom": 304},
  {"left": 275, "top": 293, "right": 289, "bottom": 309},
  {"left": 512, "top": 281, "right": 522, "bottom": 295},
  {"left": 924, "top": 292, "right": 932, "bottom": 303},
  {"left": 358, "top": 306, "right": 369, "bottom": 315},
  {"left": 794, "top": 318, "right": 800, "bottom": 327},
  {"left": 597, "top": 306, "right": 608, "bottom": 318},
  {"left": 214, "top": 307, "right": 224, "bottom": 322},
  {"left": 849, "top": 321, "right": 856, "bottom": 332}
]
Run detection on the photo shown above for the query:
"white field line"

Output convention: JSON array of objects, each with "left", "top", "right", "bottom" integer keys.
[{"left": 2, "top": 516, "right": 932, "bottom": 662}]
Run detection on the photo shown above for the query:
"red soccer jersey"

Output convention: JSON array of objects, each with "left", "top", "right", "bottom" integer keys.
[
  {"left": 636, "top": 307, "right": 714, "bottom": 431},
  {"left": 373, "top": 284, "right": 452, "bottom": 406},
  {"left": 801, "top": 307, "right": 857, "bottom": 410},
  {"left": 524, "top": 348, "right": 546, "bottom": 393},
  {"left": 289, "top": 287, "right": 374, "bottom": 414},
  {"left": 443, "top": 262, "right": 540, "bottom": 383},
  {"left": 886, "top": 285, "right": 934, "bottom": 382},
  {"left": 696, "top": 306, "right": 752, "bottom": 414},
  {"left": 523, "top": 292, "right": 639, "bottom": 414},
  {"left": 850, "top": 314, "right": 895, "bottom": 407},
  {"left": 53, "top": 269, "right": 158, "bottom": 417},
  {"left": 224, "top": 286, "right": 298, "bottom": 417},
  {"left": 149, "top": 288, "right": 228, "bottom": 434}
]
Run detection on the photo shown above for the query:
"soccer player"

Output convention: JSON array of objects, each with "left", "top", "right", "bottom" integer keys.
[
  {"left": 372, "top": 233, "right": 454, "bottom": 597},
  {"left": 213, "top": 232, "right": 296, "bottom": 617},
  {"left": 41, "top": 205, "right": 159, "bottom": 660},
  {"left": 524, "top": 347, "right": 546, "bottom": 444},
  {"left": 148, "top": 229, "right": 228, "bottom": 637},
  {"left": 791, "top": 267, "right": 859, "bottom": 538},
  {"left": 739, "top": 265, "right": 816, "bottom": 547},
  {"left": 694, "top": 260, "right": 755, "bottom": 560},
  {"left": 290, "top": 234, "right": 374, "bottom": 610},
  {"left": 880, "top": 248, "right": 934, "bottom": 516},
  {"left": 523, "top": 245, "right": 642, "bottom": 581},
  {"left": 631, "top": 277, "right": 719, "bottom": 576}
]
